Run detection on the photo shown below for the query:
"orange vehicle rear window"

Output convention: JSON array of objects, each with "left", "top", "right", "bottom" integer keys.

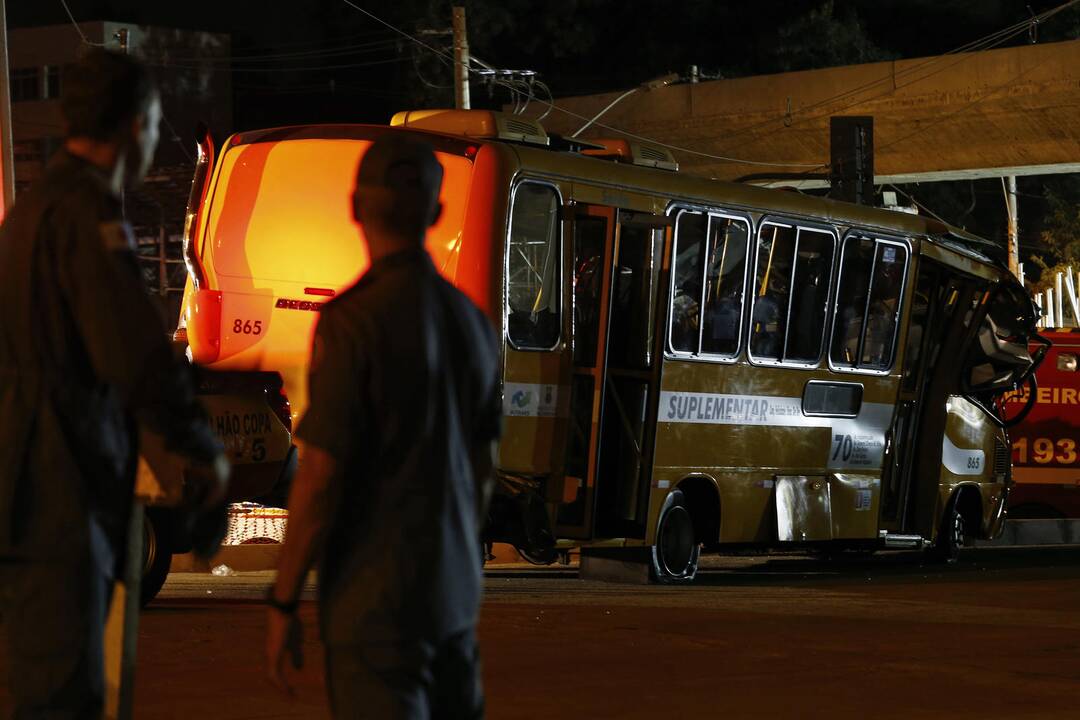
[{"left": 204, "top": 138, "right": 471, "bottom": 289}]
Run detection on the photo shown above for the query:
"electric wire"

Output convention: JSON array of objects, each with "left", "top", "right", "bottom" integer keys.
[
  {"left": 162, "top": 38, "right": 400, "bottom": 66},
  {"left": 57, "top": 0, "right": 106, "bottom": 47},
  {"left": 145, "top": 56, "right": 407, "bottom": 74},
  {"left": 159, "top": 112, "right": 193, "bottom": 164},
  {"left": 884, "top": 184, "right": 951, "bottom": 226}
]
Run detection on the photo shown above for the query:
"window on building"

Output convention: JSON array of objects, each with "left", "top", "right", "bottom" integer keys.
[
  {"left": 750, "top": 224, "right": 835, "bottom": 364},
  {"left": 669, "top": 210, "right": 749, "bottom": 358},
  {"left": 44, "top": 66, "right": 61, "bottom": 99},
  {"left": 11, "top": 67, "right": 39, "bottom": 102},
  {"left": 12, "top": 140, "right": 41, "bottom": 163},
  {"left": 507, "top": 183, "right": 561, "bottom": 349},
  {"left": 831, "top": 236, "right": 908, "bottom": 371}
]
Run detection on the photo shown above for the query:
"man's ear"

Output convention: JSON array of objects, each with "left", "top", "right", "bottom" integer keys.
[{"left": 428, "top": 201, "right": 443, "bottom": 228}]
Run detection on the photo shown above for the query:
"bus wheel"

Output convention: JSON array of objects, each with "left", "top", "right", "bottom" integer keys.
[
  {"left": 650, "top": 490, "right": 700, "bottom": 583},
  {"left": 141, "top": 510, "right": 173, "bottom": 607},
  {"left": 928, "top": 496, "right": 967, "bottom": 564}
]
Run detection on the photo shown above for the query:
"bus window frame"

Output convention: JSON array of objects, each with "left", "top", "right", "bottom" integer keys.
[
  {"left": 827, "top": 231, "right": 912, "bottom": 376},
  {"left": 664, "top": 203, "right": 753, "bottom": 364},
  {"left": 746, "top": 216, "right": 839, "bottom": 371},
  {"left": 504, "top": 177, "right": 565, "bottom": 353}
]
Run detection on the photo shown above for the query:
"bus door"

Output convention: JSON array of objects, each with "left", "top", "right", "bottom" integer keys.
[
  {"left": 881, "top": 259, "right": 983, "bottom": 535},
  {"left": 501, "top": 181, "right": 570, "bottom": 514},
  {"left": 555, "top": 206, "right": 666, "bottom": 540}
]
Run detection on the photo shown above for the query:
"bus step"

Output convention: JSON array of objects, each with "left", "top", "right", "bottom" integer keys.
[{"left": 882, "top": 534, "right": 927, "bottom": 549}]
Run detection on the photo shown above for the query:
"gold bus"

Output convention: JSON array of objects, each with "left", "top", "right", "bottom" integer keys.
[{"left": 177, "top": 109, "right": 1043, "bottom": 582}]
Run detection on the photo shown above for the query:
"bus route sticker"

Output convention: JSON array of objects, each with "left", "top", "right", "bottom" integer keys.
[
  {"left": 503, "top": 382, "right": 560, "bottom": 418},
  {"left": 827, "top": 404, "right": 893, "bottom": 470},
  {"left": 658, "top": 391, "right": 893, "bottom": 470}
]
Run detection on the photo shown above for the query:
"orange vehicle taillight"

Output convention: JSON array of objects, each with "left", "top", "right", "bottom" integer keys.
[{"left": 187, "top": 288, "right": 223, "bottom": 364}]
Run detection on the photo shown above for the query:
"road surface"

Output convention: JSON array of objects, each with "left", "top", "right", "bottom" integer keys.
[{"left": 4, "top": 547, "right": 1080, "bottom": 718}]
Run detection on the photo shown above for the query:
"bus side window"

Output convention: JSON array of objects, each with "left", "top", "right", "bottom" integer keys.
[
  {"left": 507, "top": 183, "right": 560, "bottom": 350},
  {"left": 750, "top": 224, "right": 797, "bottom": 360},
  {"left": 785, "top": 228, "right": 835, "bottom": 362},
  {"left": 862, "top": 243, "right": 907, "bottom": 368},
  {"left": 669, "top": 211, "right": 707, "bottom": 353},
  {"left": 831, "top": 236, "right": 908, "bottom": 371},
  {"left": 701, "top": 217, "right": 750, "bottom": 357}
]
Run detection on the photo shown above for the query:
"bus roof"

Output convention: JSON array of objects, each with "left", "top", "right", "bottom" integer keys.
[{"left": 222, "top": 121, "right": 1012, "bottom": 281}]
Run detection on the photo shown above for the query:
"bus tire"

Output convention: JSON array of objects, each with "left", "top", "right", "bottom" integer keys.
[
  {"left": 650, "top": 490, "right": 700, "bottom": 583},
  {"left": 928, "top": 494, "right": 967, "bottom": 564},
  {"left": 141, "top": 509, "right": 173, "bottom": 607}
]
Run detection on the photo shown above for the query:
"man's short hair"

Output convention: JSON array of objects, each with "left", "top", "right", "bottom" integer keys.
[
  {"left": 61, "top": 48, "right": 158, "bottom": 141},
  {"left": 355, "top": 135, "right": 443, "bottom": 198}
]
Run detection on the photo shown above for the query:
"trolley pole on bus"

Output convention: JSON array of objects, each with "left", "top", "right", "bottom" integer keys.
[
  {"left": 1006, "top": 175, "right": 1020, "bottom": 279},
  {"left": 452, "top": 6, "right": 470, "bottom": 110}
]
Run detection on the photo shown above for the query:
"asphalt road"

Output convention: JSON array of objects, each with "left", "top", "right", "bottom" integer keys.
[{"left": 6, "top": 547, "right": 1080, "bottom": 718}]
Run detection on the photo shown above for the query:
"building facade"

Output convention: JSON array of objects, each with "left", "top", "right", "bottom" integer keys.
[{"left": 9, "top": 21, "right": 233, "bottom": 321}]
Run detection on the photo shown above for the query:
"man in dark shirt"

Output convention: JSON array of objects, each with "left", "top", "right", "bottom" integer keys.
[
  {"left": 0, "top": 50, "right": 227, "bottom": 717},
  {"left": 266, "top": 136, "right": 501, "bottom": 719}
]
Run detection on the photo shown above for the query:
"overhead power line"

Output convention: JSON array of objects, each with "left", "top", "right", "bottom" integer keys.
[
  {"left": 164, "top": 37, "right": 399, "bottom": 66},
  {"left": 58, "top": 0, "right": 105, "bottom": 47}
]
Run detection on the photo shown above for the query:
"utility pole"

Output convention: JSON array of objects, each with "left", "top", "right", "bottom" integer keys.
[
  {"left": 452, "top": 6, "right": 470, "bottom": 110},
  {"left": 0, "top": 0, "right": 16, "bottom": 216},
  {"left": 1006, "top": 175, "right": 1020, "bottom": 278}
]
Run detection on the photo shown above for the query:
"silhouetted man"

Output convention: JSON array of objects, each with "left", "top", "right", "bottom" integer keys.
[
  {"left": 0, "top": 49, "right": 227, "bottom": 718},
  {"left": 266, "top": 136, "right": 500, "bottom": 719}
]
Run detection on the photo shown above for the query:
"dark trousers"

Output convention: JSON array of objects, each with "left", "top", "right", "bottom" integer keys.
[
  {"left": 326, "top": 627, "right": 484, "bottom": 720},
  {"left": 0, "top": 542, "right": 111, "bottom": 720}
]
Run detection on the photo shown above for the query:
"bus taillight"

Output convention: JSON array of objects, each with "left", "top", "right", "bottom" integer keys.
[{"left": 187, "top": 288, "right": 223, "bottom": 364}]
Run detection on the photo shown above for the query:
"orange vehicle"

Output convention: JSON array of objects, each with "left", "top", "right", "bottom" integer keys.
[{"left": 1004, "top": 329, "right": 1080, "bottom": 518}]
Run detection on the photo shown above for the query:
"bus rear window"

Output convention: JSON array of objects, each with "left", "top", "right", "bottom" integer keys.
[
  {"left": 831, "top": 236, "right": 908, "bottom": 371},
  {"left": 205, "top": 138, "right": 471, "bottom": 289}
]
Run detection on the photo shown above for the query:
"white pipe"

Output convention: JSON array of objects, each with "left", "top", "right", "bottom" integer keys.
[
  {"left": 1034, "top": 294, "right": 1044, "bottom": 328},
  {"left": 1067, "top": 268, "right": 1080, "bottom": 327},
  {"left": 1047, "top": 288, "right": 1057, "bottom": 328},
  {"left": 1056, "top": 272, "right": 1065, "bottom": 328}
]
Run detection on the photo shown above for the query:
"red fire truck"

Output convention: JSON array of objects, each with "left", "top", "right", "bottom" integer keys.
[{"left": 1004, "top": 329, "right": 1080, "bottom": 518}]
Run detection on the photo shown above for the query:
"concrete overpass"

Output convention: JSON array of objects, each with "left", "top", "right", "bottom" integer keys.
[{"left": 537, "top": 39, "right": 1080, "bottom": 188}]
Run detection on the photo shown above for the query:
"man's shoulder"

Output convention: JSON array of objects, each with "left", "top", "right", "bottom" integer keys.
[
  {"left": 436, "top": 276, "right": 494, "bottom": 337},
  {"left": 321, "top": 272, "right": 378, "bottom": 317}
]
